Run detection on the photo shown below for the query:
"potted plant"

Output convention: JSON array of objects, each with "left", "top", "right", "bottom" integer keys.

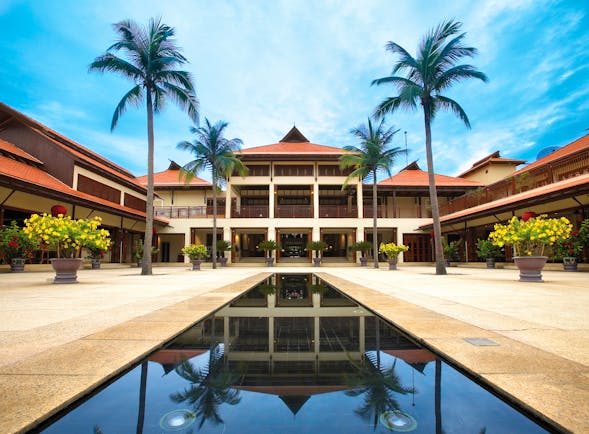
[
  {"left": 306, "top": 240, "right": 328, "bottom": 267},
  {"left": 489, "top": 215, "right": 572, "bottom": 282},
  {"left": 257, "top": 240, "right": 279, "bottom": 267},
  {"left": 378, "top": 242, "right": 409, "bottom": 270},
  {"left": 134, "top": 240, "right": 159, "bottom": 267},
  {"left": 475, "top": 239, "right": 502, "bottom": 269},
  {"left": 551, "top": 219, "right": 588, "bottom": 271},
  {"left": 441, "top": 238, "right": 462, "bottom": 266},
  {"left": 23, "top": 213, "right": 111, "bottom": 283},
  {"left": 0, "top": 221, "right": 38, "bottom": 272},
  {"left": 351, "top": 241, "right": 372, "bottom": 266},
  {"left": 216, "top": 240, "right": 231, "bottom": 267},
  {"left": 181, "top": 244, "right": 208, "bottom": 270}
]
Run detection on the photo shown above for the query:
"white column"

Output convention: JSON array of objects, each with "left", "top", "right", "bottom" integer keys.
[
  {"left": 184, "top": 230, "right": 191, "bottom": 263},
  {"left": 225, "top": 180, "right": 232, "bottom": 218}
]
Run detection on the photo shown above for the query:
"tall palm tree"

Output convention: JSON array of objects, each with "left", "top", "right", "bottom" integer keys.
[
  {"left": 340, "top": 119, "right": 406, "bottom": 268},
  {"left": 177, "top": 119, "right": 246, "bottom": 269},
  {"left": 89, "top": 18, "right": 199, "bottom": 275},
  {"left": 372, "top": 19, "right": 487, "bottom": 275}
]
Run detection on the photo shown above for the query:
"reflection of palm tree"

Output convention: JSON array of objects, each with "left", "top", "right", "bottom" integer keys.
[
  {"left": 136, "top": 361, "right": 148, "bottom": 434},
  {"left": 346, "top": 355, "right": 413, "bottom": 429},
  {"left": 171, "top": 345, "right": 241, "bottom": 428}
]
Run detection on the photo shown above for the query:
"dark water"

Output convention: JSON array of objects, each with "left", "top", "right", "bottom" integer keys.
[{"left": 41, "top": 274, "right": 551, "bottom": 433}]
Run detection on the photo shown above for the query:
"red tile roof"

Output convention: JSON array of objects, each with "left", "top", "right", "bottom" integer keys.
[
  {"left": 432, "top": 173, "right": 589, "bottom": 225},
  {"left": 0, "top": 138, "right": 43, "bottom": 165},
  {"left": 513, "top": 134, "right": 589, "bottom": 176},
  {"left": 379, "top": 162, "right": 483, "bottom": 187},
  {"left": 0, "top": 155, "right": 166, "bottom": 222},
  {"left": 0, "top": 103, "right": 146, "bottom": 192},
  {"left": 458, "top": 151, "right": 525, "bottom": 178},
  {"left": 137, "top": 169, "right": 211, "bottom": 187},
  {"left": 238, "top": 141, "right": 350, "bottom": 155}
]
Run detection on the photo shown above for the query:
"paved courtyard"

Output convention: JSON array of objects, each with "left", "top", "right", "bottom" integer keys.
[{"left": 0, "top": 263, "right": 587, "bottom": 433}]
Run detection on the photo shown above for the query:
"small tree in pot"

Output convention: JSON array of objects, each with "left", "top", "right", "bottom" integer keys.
[
  {"left": 351, "top": 241, "right": 373, "bottom": 266},
  {"left": 378, "top": 242, "right": 409, "bottom": 270},
  {"left": 306, "top": 240, "right": 328, "bottom": 267},
  {"left": 182, "top": 244, "right": 208, "bottom": 270},
  {"left": 257, "top": 240, "right": 279, "bottom": 267},
  {"left": 0, "top": 221, "right": 38, "bottom": 272},
  {"left": 216, "top": 240, "right": 231, "bottom": 267},
  {"left": 475, "top": 239, "right": 502, "bottom": 269}
]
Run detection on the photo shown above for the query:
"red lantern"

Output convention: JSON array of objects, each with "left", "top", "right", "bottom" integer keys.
[
  {"left": 522, "top": 211, "right": 536, "bottom": 222},
  {"left": 50, "top": 205, "right": 67, "bottom": 217},
  {"left": 152, "top": 226, "right": 157, "bottom": 234}
]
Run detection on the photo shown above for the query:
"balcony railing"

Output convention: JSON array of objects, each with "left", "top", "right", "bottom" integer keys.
[
  {"left": 231, "top": 205, "right": 269, "bottom": 218},
  {"left": 154, "top": 206, "right": 224, "bottom": 219},
  {"left": 363, "top": 205, "right": 390, "bottom": 218},
  {"left": 276, "top": 205, "right": 313, "bottom": 218},
  {"left": 318, "top": 205, "right": 358, "bottom": 218}
]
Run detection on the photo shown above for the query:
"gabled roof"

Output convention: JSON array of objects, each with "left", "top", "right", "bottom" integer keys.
[
  {"left": 0, "top": 138, "right": 43, "bottom": 165},
  {"left": 379, "top": 161, "right": 483, "bottom": 187},
  {"left": 0, "top": 103, "right": 146, "bottom": 192},
  {"left": 237, "top": 126, "right": 350, "bottom": 156},
  {"left": 458, "top": 151, "right": 525, "bottom": 178},
  {"left": 513, "top": 134, "right": 589, "bottom": 176},
  {"left": 0, "top": 155, "right": 166, "bottom": 222},
  {"left": 137, "top": 164, "right": 211, "bottom": 188}
]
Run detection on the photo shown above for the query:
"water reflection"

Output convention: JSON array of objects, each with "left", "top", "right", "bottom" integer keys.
[{"left": 42, "top": 274, "right": 549, "bottom": 434}]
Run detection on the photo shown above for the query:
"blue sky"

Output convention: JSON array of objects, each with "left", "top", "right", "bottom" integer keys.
[{"left": 1, "top": 0, "right": 588, "bottom": 179}]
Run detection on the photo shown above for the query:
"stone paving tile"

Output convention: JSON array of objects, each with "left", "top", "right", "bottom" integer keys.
[
  {"left": 0, "top": 373, "right": 103, "bottom": 434},
  {"left": 82, "top": 320, "right": 197, "bottom": 341}
]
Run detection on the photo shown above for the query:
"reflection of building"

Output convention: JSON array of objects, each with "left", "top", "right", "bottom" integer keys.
[{"left": 164, "top": 274, "right": 431, "bottom": 414}]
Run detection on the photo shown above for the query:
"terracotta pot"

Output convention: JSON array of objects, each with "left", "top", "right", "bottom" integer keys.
[
  {"left": 219, "top": 257, "right": 228, "bottom": 267},
  {"left": 513, "top": 256, "right": 548, "bottom": 282},
  {"left": 313, "top": 257, "right": 321, "bottom": 267},
  {"left": 10, "top": 258, "right": 25, "bottom": 273},
  {"left": 360, "top": 257, "right": 368, "bottom": 267},
  {"left": 486, "top": 258, "right": 496, "bottom": 269},
  {"left": 191, "top": 259, "right": 201, "bottom": 271},
  {"left": 51, "top": 258, "right": 83, "bottom": 284},
  {"left": 388, "top": 259, "right": 398, "bottom": 270},
  {"left": 91, "top": 259, "right": 101, "bottom": 270},
  {"left": 266, "top": 257, "right": 274, "bottom": 267}
]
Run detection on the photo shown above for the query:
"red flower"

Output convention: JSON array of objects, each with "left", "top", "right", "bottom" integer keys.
[{"left": 8, "top": 240, "right": 18, "bottom": 249}]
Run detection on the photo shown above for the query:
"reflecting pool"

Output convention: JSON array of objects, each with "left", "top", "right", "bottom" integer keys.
[{"left": 41, "top": 274, "right": 551, "bottom": 433}]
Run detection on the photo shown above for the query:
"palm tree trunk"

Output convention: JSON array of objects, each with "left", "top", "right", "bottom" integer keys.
[
  {"left": 136, "top": 361, "right": 148, "bottom": 434},
  {"left": 211, "top": 172, "right": 217, "bottom": 269},
  {"left": 372, "top": 175, "right": 379, "bottom": 268},
  {"left": 142, "top": 90, "right": 155, "bottom": 275},
  {"left": 435, "top": 359, "right": 442, "bottom": 434},
  {"left": 423, "top": 105, "right": 447, "bottom": 275}
]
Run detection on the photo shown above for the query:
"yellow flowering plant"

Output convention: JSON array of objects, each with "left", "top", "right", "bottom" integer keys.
[
  {"left": 488, "top": 215, "right": 572, "bottom": 257},
  {"left": 378, "top": 242, "right": 409, "bottom": 259},
  {"left": 23, "top": 213, "right": 111, "bottom": 259}
]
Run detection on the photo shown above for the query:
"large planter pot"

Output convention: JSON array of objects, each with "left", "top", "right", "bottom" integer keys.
[
  {"left": 563, "top": 257, "right": 578, "bottom": 272},
  {"left": 266, "top": 257, "right": 274, "bottom": 267},
  {"left": 10, "top": 258, "right": 25, "bottom": 273},
  {"left": 313, "top": 257, "right": 321, "bottom": 267},
  {"left": 388, "top": 259, "right": 398, "bottom": 270},
  {"left": 360, "top": 257, "right": 368, "bottom": 267},
  {"left": 91, "top": 259, "right": 101, "bottom": 270},
  {"left": 513, "top": 256, "right": 548, "bottom": 282},
  {"left": 51, "top": 258, "right": 83, "bottom": 284},
  {"left": 191, "top": 259, "right": 201, "bottom": 271},
  {"left": 486, "top": 258, "right": 496, "bottom": 269},
  {"left": 219, "top": 257, "right": 228, "bottom": 267}
]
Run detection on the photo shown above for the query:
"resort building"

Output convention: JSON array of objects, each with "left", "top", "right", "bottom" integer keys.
[{"left": 1, "top": 101, "right": 588, "bottom": 266}]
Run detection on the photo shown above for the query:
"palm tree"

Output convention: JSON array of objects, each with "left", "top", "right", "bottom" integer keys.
[
  {"left": 177, "top": 119, "right": 246, "bottom": 268},
  {"left": 346, "top": 356, "right": 413, "bottom": 429},
  {"left": 89, "top": 18, "right": 199, "bottom": 275},
  {"left": 171, "top": 345, "right": 241, "bottom": 428},
  {"left": 372, "top": 19, "right": 487, "bottom": 275},
  {"left": 340, "top": 119, "right": 406, "bottom": 268}
]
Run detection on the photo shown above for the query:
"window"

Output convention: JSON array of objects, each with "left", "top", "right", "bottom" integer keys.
[
  {"left": 274, "top": 165, "right": 313, "bottom": 176},
  {"left": 124, "top": 194, "right": 146, "bottom": 211},
  {"left": 77, "top": 174, "right": 121, "bottom": 204}
]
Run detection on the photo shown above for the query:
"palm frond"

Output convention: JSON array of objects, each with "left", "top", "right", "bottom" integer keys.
[
  {"left": 435, "top": 95, "right": 471, "bottom": 128},
  {"left": 111, "top": 85, "right": 142, "bottom": 131},
  {"left": 161, "top": 82, "right": 199, "bottom": 123},
  {"left": 435, "top": 64, "right": 488, "bottom": 91}
]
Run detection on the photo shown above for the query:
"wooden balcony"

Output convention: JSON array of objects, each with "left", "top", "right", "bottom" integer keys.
[
  {"left": 363, "top": 205, "right": 390, "bottom": 218},
  {"left": 276, "top": 205, "right": 313, "bottom": 218},
  {"left": 318, "top": 205, "right": 358, "bottom": 218},
  {"left": 154, "top": 206, "right": 226, "bottom": 219},
  {"left": 231, "top": 205, "right": 269, "bottom": 218}
]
